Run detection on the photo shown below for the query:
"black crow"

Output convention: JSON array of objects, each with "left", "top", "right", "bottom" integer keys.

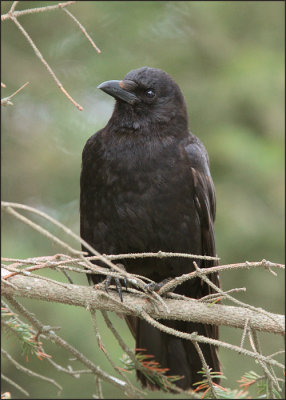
[{"left": 80, "top": 67, "right": 220, "bottom": 390}]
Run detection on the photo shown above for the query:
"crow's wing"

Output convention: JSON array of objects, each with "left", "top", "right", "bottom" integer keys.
[{"left": 183, "top": 135, "right": 220, "bottom": 337}]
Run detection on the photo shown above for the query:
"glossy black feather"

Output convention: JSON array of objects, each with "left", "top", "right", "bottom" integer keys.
[{"left": 80, "top": 67, "right": 220, "bottom": 390}]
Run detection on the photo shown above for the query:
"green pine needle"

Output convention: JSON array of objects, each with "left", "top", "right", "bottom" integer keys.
[
  {"left": 120, "top": 351, "right": 183, "bottom": 392},
  {"left": 2, "top": 306, "right": 40, "bottom": 358}
]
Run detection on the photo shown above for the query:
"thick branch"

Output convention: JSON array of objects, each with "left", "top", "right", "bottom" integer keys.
[{"left": 2, "top": 272, "right": 284, "bottom": 336}]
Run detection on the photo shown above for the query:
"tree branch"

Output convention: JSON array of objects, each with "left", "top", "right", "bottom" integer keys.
[
  {"left": 1, "top": 81, "right": 29, "bottom": 107},
  {"left": 1, "top": 349, "right": 62, "bottom": 394},
  {"left": 3, "top": 295, "right": 135, "bottom": 397},
  {"left": 1, "top": 1, "right": 101, "bottom": 110},
  {"left": 1, "top": 1, "right": 76, "bottom": 21},
  {"left": 1, "top": 271, "right": 284, "bottom": 336}
]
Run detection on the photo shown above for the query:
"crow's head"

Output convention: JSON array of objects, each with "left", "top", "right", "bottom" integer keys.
[{"left": 98, "top": 67, "right": 188, "bottom": 131}]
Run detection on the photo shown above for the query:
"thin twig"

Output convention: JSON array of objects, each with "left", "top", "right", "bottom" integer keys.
[
  {"left": 1, "top": 81, "right": 29, "bottom": 106},
  {"left": 158, "top": 260, "right": 284, "bottom": 296},
  {"left": 192, "top": 341, "right": 217, "bottom": 399},
  {"left": 199, "top": 287, "right": 246, "bottom": 302},
  {"left": 250, "top": 328, "right": 281, "bottom": 394},
  {"left": 62, "top": 7, "right": 101, "bottom": 53},
  {"left": 46, "top": 357, "right": 87, "bottom": 376},
  {"left": 266, "top": 350, "right": 285, "bottom": 360},
  {"left": 2, "top": 2, "right": 101, "bottom": 109},
  {"left": 2, "top": 202, "right": 283, "bottom": 286},
  {"left": 9, "top": 16, "right": 83, "bottom": 110},
  {"left": 1, "top": 202, "right": 148, "bottom": 287},
  {"left": 10, "top": 250, "right": 217, "bottom": 262},
  {"left": 90, "top": 309, "right": 140, "bottom": 397},
  {"left": 2, "top": 252, "right": 283, "bottom": 305},
  {"left": 1, "top": 373, "right": 29, "bottom": 397},
  {"left": 2, "top": 205, "right": 83, "bottom": 256},
  {"left": 1, "top": 1, "right": 76, "bottom": 21},
  {"left": 95, "top": 376, "right": 103, "bottom": 399},
  {"left": 101, "top": 311, "right": 135, "bottom": 360},
  {"left": 2, "top": 258, "right": 149, "bottom": 285},
  {"left": 101, "top": 251, "right": 219, "bottom": 261},
  {"left": 239, "top": 317, "right": 250, "bottom": 351},
  {"left": 2, "top": 349, "right": 63, "bottom": 394},
  {"left": 101, "top": 311, "right": 152, "bottom": 396},
  {"left": 139, "top": 310, "right": 284, "bottom": 370},
  {"left": 4, "top": 295, "right": 133, "bottom": 396},
  {"left": 192, "top": 261, "right": 284, "bottom": 331},
  {"left": 4, "top": 81, "right": 29, "bottom": 100},
  {"left": 2, "top": 265, "right": 71, "bottom": 289},
  {"left": 9, "top": 1, "right": 19, "bottom": 14},
  {"left": 247, "top": 330, "right": 276, "bottom": 397}
]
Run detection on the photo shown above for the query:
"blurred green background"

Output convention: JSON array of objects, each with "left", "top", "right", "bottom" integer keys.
[{"left": 1, "top": 1, "right": 284, "bottom": 398}]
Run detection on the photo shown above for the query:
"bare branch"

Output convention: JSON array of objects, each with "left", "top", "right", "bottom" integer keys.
[
  {"left": 2, "top": 205, "right": 83, "bottom": 256},
  {"left": 9, "top": 2, "right": 19, "bottom": 14},
  {"left": 3, "top": 295, "right": 134, "bottom": 397},
  {"left": 1, "top": 373, "right": 29, "bottom": 397},
  {"left": 2, "top": 272, "right": 284, "bottom": 336},
  {"left": 192, "top": 261, "right": 284, "bottom": 331},
  {"left": 2, "top": 201, "right": 284, "bottom": 396},
  {"left": 239, "top": 317, "right": 250, "bottom": 351},
  {"left": 1, "top": 1, "right": 76, "bottom": 21},
  {"left": 199, "top": 287, "right": 246, "bottom": 302},
  {"left": 101, "top": 310, "right": 144, "bottom": 376},
  {"left": 4, "top": 81, "right": 29, "bottom": 100},
  {"left": 62, "top": 7, "right": 101, "bottom": 53},
  {"left": 158, "top": 260, "right": 284, "bottom": 296},
  {"left": 101, "top": 310, "right": 190, "bottom": 396},
  {"left": 1, "top": 349, "right": 63, "bottom": 394},
  {"left": 192, "top": 341, "right": 218, "bottom": 398},
  {"left": 1, "top": 82, "right": 29, "bottom": 106},
  {"left": 139, "top": 310, "right": 284, "bottom": 370},
  {"left": 1, "top": 202, "right": 151, "bottom": 290},
  {"left": 2, "top": 264, "right": 71, "bottom": 289},
  {"left": 9, "top": 16, "right": 83, "bottom": 110},
  {"left": 95, "top": 376, "right": 103, "bottom": 399},
  {"left": 2, "top": 2, "right": 102, "bottom": 110},
  {"left": 251, "top": 328, "right": 281, "bottom": 393},
  {"left": 102, "top": 250, "right": 219, "bottom": 261},
  {"left": 90, "top": 309, "right": 141, "bottom": 397}
]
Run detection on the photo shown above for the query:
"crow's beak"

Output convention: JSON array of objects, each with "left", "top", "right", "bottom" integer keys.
[{"left": 97, "top": 80, "right": 139, "bottom": 105}]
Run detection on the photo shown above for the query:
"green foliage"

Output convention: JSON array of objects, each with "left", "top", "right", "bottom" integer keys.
[
  {"left": 193, "top": 369, "right": 283, "bottom": 399},
  {"left": 238, "top": 370, "right": 283, "bottom": 399},
  {"left": 211, "top": 387, "right": 249, "bottom": 399},
  {"left": 2, "top": 306, "right": 42, "bottom": 360},
  {"left": 120, "top": 351, "right": 184, "bottom": 393}
]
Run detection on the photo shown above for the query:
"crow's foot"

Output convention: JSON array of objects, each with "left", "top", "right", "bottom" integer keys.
[{"left": 105, "top": 263, "right": 128, "bottom": 302}]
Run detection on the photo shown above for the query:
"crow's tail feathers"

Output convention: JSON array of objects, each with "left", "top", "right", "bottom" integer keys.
[{"left": 125, "top": 316, "right": 220, "bottom": 391}]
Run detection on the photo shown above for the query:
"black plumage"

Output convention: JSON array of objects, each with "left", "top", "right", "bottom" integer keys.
[{"left": 80, "top": 66, "right": 220, "bottom": 390}]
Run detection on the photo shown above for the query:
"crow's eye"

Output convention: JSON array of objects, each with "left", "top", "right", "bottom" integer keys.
[{"left": 145, "top": 89, "right": 155, "bottom": 98}]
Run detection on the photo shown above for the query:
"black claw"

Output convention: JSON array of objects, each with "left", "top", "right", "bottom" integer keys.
[
  {"left": 104, "top": 264, "right": 127, "bottom": 301},
  {"left": 123, "top": 277, "right": 128, "bottom": 292},
  {"left": 145, "top": 278, "right": 172, "bottom": 293},
  {"left": 115, "top": 277, "right": 123, "bottom": 302},
  {"left": 105, "top": 275, "right": 112, "bottom": 293},
  {"left": 145, "top": 282, "right": 158, "bottom": 292}
]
